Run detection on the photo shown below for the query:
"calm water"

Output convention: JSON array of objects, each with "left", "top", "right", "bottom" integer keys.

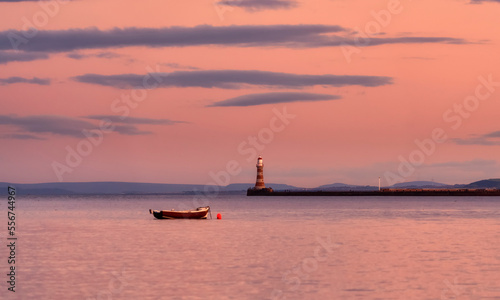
[{"left": 4, "top": 195, "right": 500, "bottom": 299}]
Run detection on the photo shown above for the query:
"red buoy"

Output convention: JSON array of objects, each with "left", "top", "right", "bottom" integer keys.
[{"left": 217, "top": 213, "right": 222, "bottom": 219}]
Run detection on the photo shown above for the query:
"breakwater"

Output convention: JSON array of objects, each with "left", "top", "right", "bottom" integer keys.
[{"left": 247, "top": 189, "right": 500, "bottom": 196}]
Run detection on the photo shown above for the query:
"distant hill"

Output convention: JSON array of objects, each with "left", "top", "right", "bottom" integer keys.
[
  {"left": 315, "top": 183, "right": 352, "bottom": 189},
  {"left": 0, "top": 181, "right": 302, "bottom": 195},
  {"left": 313, "top": 181, "right": 450, "bottom": 191},
  {"left": 465, "top": 179, "right": 500, "bottom": 189},
  {"left": 0, "top": 182, "right": 211, "bottom": 195},
  {"left": 312, "top": 183, "right": 378, "bottom": 191},
  {"left": 390, "top": 181, "right": 449, "bottom": 189}
]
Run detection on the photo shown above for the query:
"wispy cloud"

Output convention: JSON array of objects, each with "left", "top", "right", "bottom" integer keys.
[
  {"left": 111, "top": 124, "right": 151, "bottom": 136},
  {"left": 0, "top": 50, "right": 49, "bottom": 64},
  {"left": 452, "top": 131, "right": 500, "bottom": 146},
  {"left": 217, "top": 0, "right": 298, "bottom": 11},
  {"left": 0, "top": 115, "right": 97, "bottom": 138},
  {"left": 83, "top": 115, "right": 187, "bottom": 125},
  {"left": 209, "top": 92, "right": 341, "bottom": 107},
  {"left": 72, "top": 70, "right": 393, "bottom": 89},
  {"left": 1, "top": 133, "right": 46, "bottom": 140},
  {"left": 0, "top": 115, "right": 186, "bottom": 139},
  {"left": 469, "top": 0, "right": 500, "bottom": 3},
  {"left": 0, "top": 77, "right": 50, "bottom": 85},
  {"left": 401, "top": 56, "right": 436, "bottom": 60},
  {"left": 484, "top": 131, "right": 500, "bottom": 138},
  {"left": 421, "top": 159, "right": 500, "bottom": 182},
  {"left": 426, "top": 159, "right": 497, "bottom": 169},
  {"left": 66, "top": 51, "right": 121, "bottom": 60},
  {"left": 160, "top": 62, "right": 199, "bottom": 70},
  {"left": 0, "top": 25, "right": 467, "bottom": 54}
]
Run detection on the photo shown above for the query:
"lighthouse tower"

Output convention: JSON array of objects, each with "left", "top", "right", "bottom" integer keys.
[{"left": 254, "top": 156, "right": 266, "bottom": 190}]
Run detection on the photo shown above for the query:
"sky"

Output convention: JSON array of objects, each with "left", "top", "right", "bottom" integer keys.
[{"left": 1, "top": 0, "right": 500, "bottom": 187}]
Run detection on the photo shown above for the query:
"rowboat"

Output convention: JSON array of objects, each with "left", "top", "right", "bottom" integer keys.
[{"left": 149, "top": 206, "right": 211, "bottom": 219}]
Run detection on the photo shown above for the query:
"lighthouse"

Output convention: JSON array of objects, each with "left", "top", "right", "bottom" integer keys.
[
  {"left": 254, "top": 156, "right": 266, "bottom": 190},
  {"left": 247, "top": 155, "right": 273, "bottom": 195}
]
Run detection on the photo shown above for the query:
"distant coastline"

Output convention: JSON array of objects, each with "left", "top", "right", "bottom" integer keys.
[
  {"left": 2, "top": 179, "right": 500, "bottom": 196},
  {"left": 247, "top": 188, "right": 500, "bottom": 197}
]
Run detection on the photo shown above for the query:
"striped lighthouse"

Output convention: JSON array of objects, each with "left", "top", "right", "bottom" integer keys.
[{"left": 254, "top": 156, "right": 266, "bottom": 190}]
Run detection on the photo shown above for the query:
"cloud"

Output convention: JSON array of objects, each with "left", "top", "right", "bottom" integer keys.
[
  {"left": 401, "top": 56, "right": 436, "bottom": 60},
  {"left": 209, "top": 92, "right": 341, "bottom": 107},
  {"left": 0, "top": 25, "right": 467, "bottom": 53},
  {"left": 160, "top": 62, "right": 199, "bottom": 70},
  {"left": 217, "top": 0, "right": 298, "bottom": 11},
  {"left": 454, "top": 138, "right": 500, "bottom": 145},
  {"left": 0, "top": 50, "right": 49, "bottom": 64},
  {"left": 452, "top": 130, "right": 500, "bottom": 145},
  {"left": 112, "top": 124, "right": 151, "bottom": 135},
  {"left": 484, "top": 130, "right": 500, "bottom": 138},
  {"left": 0, "top": 76, "right": 50, "bottom": 85},
  {"left": 0, "top": 115, "right": 97, "bottom": 138},
  {"left": 84, "top": 115, "right": 187, "bottom": 125},
  {"left": 66, "top": 51, "right": 121, "bottom": 60},
  {"left": 66, "top": 53, "right": 86, "bottom": 60},
  {"left": 469, "top": 0, "right": 500, "bottom": 3},
  {"left": 418, "top": 159, "right": 500, "bottom": 184},
  {"left": 73, "top": 70, "right": 393, "bottom": 89},
  {"left": 1, "top": 133, "right": 46, "bottom": 140},
  {"left": 0, "top": 114, "right": 186, "bottom": 139},
  {"left": 0, "top": 25, "right": 341, "bottom": 52},
  {"left": 351, "top": 36, "right": 466, "bottom": 47},
  {"left": 421, "top": 159, "right": 500, "bottom": 182},
  {"left": 426, "top": 159, "right": 497, "bottom": 169}
]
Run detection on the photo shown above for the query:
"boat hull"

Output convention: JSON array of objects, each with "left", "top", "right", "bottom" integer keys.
[{"left": 149, "top": 207, "right": 210, "bottom": 219}]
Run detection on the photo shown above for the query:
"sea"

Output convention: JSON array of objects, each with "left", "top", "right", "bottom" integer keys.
[{"left": 4, "top": 195, "right": 500, "bottom": 299}]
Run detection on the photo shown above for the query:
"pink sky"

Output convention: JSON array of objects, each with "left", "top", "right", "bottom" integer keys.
[{"left": 1, "top": 0, "right": 500, "bottom": 187}]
